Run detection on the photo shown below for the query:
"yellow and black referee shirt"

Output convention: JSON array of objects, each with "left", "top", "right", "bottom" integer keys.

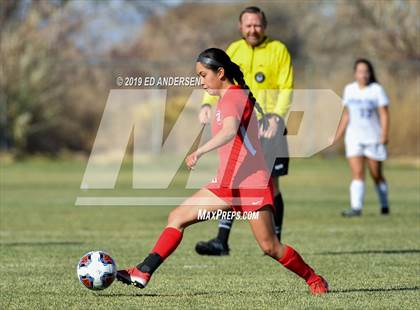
[{"left": 202, "top": 36, "right": 294, "bottom": 118}]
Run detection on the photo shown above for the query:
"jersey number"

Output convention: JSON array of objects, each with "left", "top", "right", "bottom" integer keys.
[{"left": 359, "top": 108, "right": 373, "bottom": 119}]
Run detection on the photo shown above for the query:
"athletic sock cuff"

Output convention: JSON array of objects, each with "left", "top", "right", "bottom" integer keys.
[
  {"left": 218, "top": 219, "right": 233, "bottom": 229},
  {"left": 151, "top": 227, "right": 183, "bottom": 260},
  {"left": 277, "top": 244, "right": 293, "bottom": 265},
  {"left": 137, "top": 253, "right": 163, "bottom": 275},
  {"left": 277, "top": 245, "right": 317, "bottom": 284}
]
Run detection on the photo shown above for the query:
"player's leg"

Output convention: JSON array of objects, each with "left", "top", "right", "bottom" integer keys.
[
  {"left": 265, "top": 121, "right": 289, "bottom": 241},
  {"left": 272, "top": 176, "right": 284, "bottom": 241},
  {"left": 367, "top": 158, "right": 389, "bottom": 214},
  {"left": 117, "top": 189, "right": 231, "bottom": 288},
  {"left": 194, "top": 187, "right": 233, "bottom": 256},
  {"left": 248, "top": 205, "right": 328, "bottom": 294},
  {"left": 342, "top": 156, "right": 365, "bottom": 217}
]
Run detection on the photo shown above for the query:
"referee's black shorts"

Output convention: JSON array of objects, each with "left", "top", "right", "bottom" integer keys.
[{"left": 259, "top": 117, "right": 289, "bottom": 177}]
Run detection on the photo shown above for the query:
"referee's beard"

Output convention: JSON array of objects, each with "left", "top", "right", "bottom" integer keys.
[{"left": 244, "top": 35, "right": 266, "bottom": 47}]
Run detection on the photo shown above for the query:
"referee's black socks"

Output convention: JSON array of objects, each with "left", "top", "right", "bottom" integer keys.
[
  {"left": 217, "top": 219, "right": 233, "bottom": 247},
  {"left": 274, "top": 193, "right": 284, "bottom": 241}
]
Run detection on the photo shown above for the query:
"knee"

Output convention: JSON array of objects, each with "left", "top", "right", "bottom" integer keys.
[
  {"left": 167, "top": 208, "right": 186, "bottom": 229},
  {"left": 260, "top": 239, "right": 280, "bottom": 258},
  {"left": 351, "top": 167, "right": 364, "bottom": 180},
  {"left": 371, "top": 173, "right": 384, "bottom": 184}
]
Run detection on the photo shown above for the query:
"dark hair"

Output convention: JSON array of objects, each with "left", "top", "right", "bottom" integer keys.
[
  {"left": 196, "top": 48, "right": 265, "bottom": 119},
  {"left": 239, "top": 6, "right": 267, "bottom": 28},
  {"left": 354, "top": 58, "right": 378, "bottom": 84}
]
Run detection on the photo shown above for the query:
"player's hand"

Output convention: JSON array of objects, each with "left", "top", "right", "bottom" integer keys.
[
  {"left": 329, "top": 134, "right": 340, "bottom": 145},
  {"left": 258, "top": 122, "right": 265, "bottom": 138},
  {"left": 261, "top": 116, "right": 278, "bottom": 139},
  {"left": 329, "top": 136, "right": 336, "bottom": 145},
  {"left": 380, "top": 135, "right": 389, "bottom": 145},
  {"left": 185, "top": 150, "right": 202, "bottom": 170},
  {"left": 199, "top": 105, "right": 212, "bottom": 124}
]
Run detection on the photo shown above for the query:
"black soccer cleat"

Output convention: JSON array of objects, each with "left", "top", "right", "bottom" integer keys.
[
  {"left": 341, "top": 208, "right": 362, "bottom": 217},
  {"left": 195, "top": 238, "right": 230, "bottom": 256},
  {"left": 381, "top": 207, "right": 390, "bottom": 215}
]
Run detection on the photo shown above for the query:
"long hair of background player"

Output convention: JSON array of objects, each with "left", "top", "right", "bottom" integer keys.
[{"left": 354, "top": 58, "right": 378, "bottom": 84}]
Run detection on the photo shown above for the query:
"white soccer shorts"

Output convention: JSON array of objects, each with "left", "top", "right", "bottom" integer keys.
[{"left": 345, "top": 141, "right": 387, "bottom": 161}]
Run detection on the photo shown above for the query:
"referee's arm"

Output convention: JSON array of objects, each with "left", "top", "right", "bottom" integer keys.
[
  {"left": 201, "top": 91, "right": 219, "bottom": 107},
  {"left": 199, "top": 84, "right": 218, "bottom": 124},
  {"left": 273, "top": 47, "right": 294, "bottom": 118}
]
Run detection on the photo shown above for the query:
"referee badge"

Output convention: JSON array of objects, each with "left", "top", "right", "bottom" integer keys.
[{"left": 255, "top": 72, "right": 265, "bottom": 83}]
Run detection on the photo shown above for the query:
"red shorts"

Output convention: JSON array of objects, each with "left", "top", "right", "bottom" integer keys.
[{"left": 206, "top": 180, "right": 274, "bottom": 213}]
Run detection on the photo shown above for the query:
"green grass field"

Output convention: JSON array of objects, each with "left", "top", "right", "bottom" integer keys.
[{"left": 1, "top": 157, "right": 419, "bottom": 309}]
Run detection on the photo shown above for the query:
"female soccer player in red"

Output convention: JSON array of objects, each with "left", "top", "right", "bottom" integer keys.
[{"left": 117, "top": 48, "right": 329, "bottom": 295}]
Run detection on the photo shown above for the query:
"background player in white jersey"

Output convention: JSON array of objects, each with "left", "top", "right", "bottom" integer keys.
[{"left": 335, "top": 59, "right": 390, "bottom": 217}]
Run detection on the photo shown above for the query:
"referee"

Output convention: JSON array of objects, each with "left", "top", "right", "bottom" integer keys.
[{"left": 196, "top": 6, "right": 294, "bottom": 255}]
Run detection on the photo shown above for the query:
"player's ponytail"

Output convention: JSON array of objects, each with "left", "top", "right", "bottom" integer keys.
[
  {"left": 196, "top": 48, "right": 265, "bottom": 124},
  {"left": 228, "top": 61, "right": 265, "bottom": 119}
]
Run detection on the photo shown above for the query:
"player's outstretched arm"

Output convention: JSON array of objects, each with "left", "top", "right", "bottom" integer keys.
[{"left": 186, "top": 116, "right": 238, "bottom": 169}]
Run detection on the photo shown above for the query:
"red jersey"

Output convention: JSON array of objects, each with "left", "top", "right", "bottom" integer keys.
[{"left": 206, "top": 85, "right": 273, "bottom": 212}]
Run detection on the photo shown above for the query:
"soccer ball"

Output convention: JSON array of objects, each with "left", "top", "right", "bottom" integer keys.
[{"left": 77, "top": 251, "right": 117, "bottom": 290}]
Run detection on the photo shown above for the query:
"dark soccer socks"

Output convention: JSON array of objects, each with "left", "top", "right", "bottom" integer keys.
[
  {"left": 197, "top": 193, "right": 284, "bottom": 254},
  {"left": 273, "top": 193, "right": 284, "bottom": 241},
  {"left": 137, "top": 227, "right": 183, "bottom": 275},
  {"left": 194, "top": 219, "right": 232, "bottom": 255},
  {"left": 117, "top": 227, "right": 183, "bottom": 288},
  {"left": 194, "top": 219, "right": 232, "bottom": 256},
  {"left": 217, "top": 219, "right": 233, "bottom": 247},
  {"left": 137, "top": 253, "right": 163, "bottom": 275},
  {"left": 376, "top": 181, "right": 389, "bottom": 213}
]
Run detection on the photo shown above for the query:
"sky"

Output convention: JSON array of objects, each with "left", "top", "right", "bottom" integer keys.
[{"left": 67, "top": 0, "right": 183, "bottom": 54}]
